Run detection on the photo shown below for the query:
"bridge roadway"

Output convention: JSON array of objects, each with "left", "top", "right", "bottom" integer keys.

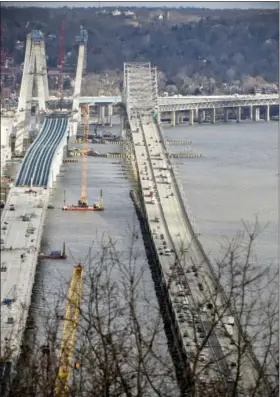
[
  {"left": 31, "top": 93, "right": 278, "bottom": 108},
  {"left": 0, "top": 187, "right": 49, "bottom": 363},
  {"left": 132, "top": 116, "right": 265, "bottom": 393},
  {"left": 16, "top": 116, "right": 68, "bottom": 187},
  {"left": 1, "top": 115, "right": 69, "bottom": 381}
]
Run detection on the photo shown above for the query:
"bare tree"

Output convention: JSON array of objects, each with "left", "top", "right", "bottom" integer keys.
[
  {"left": 1, "top": 220, "right": 278, "bottom": 397},
  {"left": 171, "top": 218, "right": 278, "bottom": 397}
]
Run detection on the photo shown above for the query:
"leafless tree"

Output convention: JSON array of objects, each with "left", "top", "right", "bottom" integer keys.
[
  {"left": 172, "top": 218, "right": 278, "bottom": 397},
  {"left": 1, "top": 220, "right": 278, "bottom": 397}
]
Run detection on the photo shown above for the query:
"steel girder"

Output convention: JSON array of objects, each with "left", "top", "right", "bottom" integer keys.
[
  {"left": 123, "top": 62, "right": 158, "bottom": 119},
  {"left": 160, "top": 98, "right": 279, "bottom": 112}
]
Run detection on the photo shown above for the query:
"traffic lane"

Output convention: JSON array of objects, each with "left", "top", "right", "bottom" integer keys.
[
  {"left": 39, "top": 119, "right": 66, "bottom": 186},
  {"left": 17, "top": 118, "right": 56, "bottom": 185},
  {"left": 19, "top": 118, "right": 56, "bottom": 186},
  {"left": 32, "top": 119, "right": 63, "bottom": 186},
  {"left": 203, "top": 321, "right": 233, "bottom": 380},
  {"left": 156, "top": 184, "right": 190, "bottom": 250}
]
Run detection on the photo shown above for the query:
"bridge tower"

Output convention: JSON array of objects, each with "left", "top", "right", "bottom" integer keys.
[
  {"left": 14, "top": 31, "right": 49, "bottom": 155},
  {"left": 123, "top": 62, "right": 158, "bottom": 123}
]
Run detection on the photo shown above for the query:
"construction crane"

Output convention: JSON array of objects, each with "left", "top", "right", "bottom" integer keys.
[
  {"left": 78, "top": 104, "right": 89, "bottom": 206},
  {"left": 54, "top": 264, "right": 83, "bottom": 397},
  {"left": 62, "top": 104, "right": 104, "bottom": 211}
]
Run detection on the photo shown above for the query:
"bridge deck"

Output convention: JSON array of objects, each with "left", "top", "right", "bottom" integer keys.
[{"left": 0, "top": 187, "right": 49, "bottom": 362}]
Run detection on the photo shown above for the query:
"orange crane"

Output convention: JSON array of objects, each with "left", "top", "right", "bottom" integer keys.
[
  {"left": 54, "top": 264, "right": 83, "bottom": 397},
  {"left": 62, "top": 105, "right": 104, "bottom": 211}
]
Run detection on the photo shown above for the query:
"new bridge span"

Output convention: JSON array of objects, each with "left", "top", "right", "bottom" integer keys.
[{"left": 0, "top": 115, "right": 68, "bottom": 386}]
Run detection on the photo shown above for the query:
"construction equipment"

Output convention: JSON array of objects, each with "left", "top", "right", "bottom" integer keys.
[
  {"left": 79, "top": 105, "right": 89, "bottom": 206},
  {"left": 62, "top": 105, "right": 104, "bottom": 211},
  {"left": 54, "top": 264, "right": 83, "bottom": 397}
]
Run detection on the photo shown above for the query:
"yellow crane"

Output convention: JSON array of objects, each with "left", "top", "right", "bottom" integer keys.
[
  {"left": 78, "top": 105, "right": 89, "bottom": 207},
  {"left": 62, "top": 104, "right": 104, "bottom": 211},
  {"left": 54, "top": 264, "right": 83, "bottom": 397}
]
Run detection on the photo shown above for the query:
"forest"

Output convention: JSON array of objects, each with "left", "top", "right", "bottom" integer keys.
[{"left": 1, "top": 5, "right": 279, "bottom": 94}]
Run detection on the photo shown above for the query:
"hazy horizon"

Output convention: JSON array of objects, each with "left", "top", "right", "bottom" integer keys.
[{"left": 3, "top": 1, "right": 279, "bottom": 9}]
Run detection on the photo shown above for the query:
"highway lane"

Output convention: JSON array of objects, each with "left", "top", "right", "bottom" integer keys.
[
  {"left": 16, "top": 118, "right": 49, "bottom": 183},
  {"left": 142, "top": 122, "right": 228, "bottom": 373},
  {"left": 132, "top": 121, "right": 189, "bottom": 372},
  {"left": 16, "top": 118, "right": 57, "bottom": 186},
  {"left": 30, "top": 118, "right": 62, "bottom": 186},
  {"left": 38, "top": 117, "right": 68, "bottom": 186},
  {"left": 16, "top": 117, "right": 68, "bottom": 187}
]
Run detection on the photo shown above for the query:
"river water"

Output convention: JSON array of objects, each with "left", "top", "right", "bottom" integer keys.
[{"left": 162, "top": 120, "right": 278, "bottom": 268}]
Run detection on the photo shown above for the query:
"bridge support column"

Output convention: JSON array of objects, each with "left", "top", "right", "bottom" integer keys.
[
  {"left": 198, "top": 110, "right": 205, "bottom": 124},
  {"left": 253, "top": 107, "right": 260, "bottom": 121},
  {"left": 224, "top": 109, "right": 229, "bottom": 122},
  {"left": 171, "top": 111, "right": 176, "bottom": 127},
  {"left": 211, "top": 108, "right": 216, "bottom": 124},
  {"left": 98, "top": 105, "right": 105, "bottom": 125},
  {"left": 189, "top": 109, "right": 194, "bottom": 126},
  {"left": 107, "top": 104, "right": 113, "bottom": 127},
  {"left": 194, "top": 108, "right": 198, "bottom": 121},
  {"left": 249, "top": 105, "right": 253, "bottom": 120},
  {"left": 236, "top": 106, "right": 241, "bottom": 123},
  {"left": 265, "top": 105, "right": 270, "bottom": 122},
  {"left": 176, "top": 112, "right": 181, "bottom": 125},
  {"left": 157, "top": 109, "right": 161, "bottom": 124}
]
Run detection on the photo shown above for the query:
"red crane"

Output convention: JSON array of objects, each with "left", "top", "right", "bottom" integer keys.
[
  {"left": 58, "top": 19, "right": 65, "bottom": 94},
  {"left": 1, "top": 20, "right": 6, "bottom": 68}
]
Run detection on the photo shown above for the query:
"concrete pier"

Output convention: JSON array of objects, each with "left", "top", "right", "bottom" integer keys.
[
  {"left": 211, "top": 108, "right": 216, "bottom": 124},
  {"left": 248, "top": 105, "right": 253, "bottom": 120},
  {"left": 171, "top": 111, "right": 176, "bottom": 127},
  {"left": 106, "top": 104, "right": 113, "bottom": 127},
  {"left": 98, "top": 105, "right": 105, "bottom": 125},
  {"left": 253, "top": 107, "right": 260, "bottom": 121},
  {"left": 189, "top": 109, "right": 194, "bottom": 126},
  {"left": 198, "top": 110, "right": 205, "bottom": 124},
  {"left": 236, "top": 106, "right": 241, "bottom": 123},
  {"left": 224, "top": 108, "right": 229, "bottom": 122},
  {"left": 265, "top": 105, "right": 270, "bottom": 122}
]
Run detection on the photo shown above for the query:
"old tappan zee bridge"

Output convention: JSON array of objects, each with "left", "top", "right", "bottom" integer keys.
[{"left": 0, "top": 30, "right": 278, "bottom": 395}]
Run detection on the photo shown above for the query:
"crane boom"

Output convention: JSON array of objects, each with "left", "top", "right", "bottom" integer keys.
[
  {"left": 79, "top": 105, "right": 89, "bottom": 206},
  {"left": 54, "top": 264, "right": 83, "bottom": 397}
]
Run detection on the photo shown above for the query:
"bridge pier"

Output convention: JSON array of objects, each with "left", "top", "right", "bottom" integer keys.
[
  {"left": 189, "top": 109, "right": 194, "bottom": 126},
  {"left": 236, "top": 106, "right": 241, "bottom": 123},
  {"left": 106, "top": 104, "right": 113, "bottom": 127},
  {"left": 224, "top": 108, "right": 229, "bottom": 122},
  {"left": 265, "top": 105, "right": 270, "bottom": 122},
  {"left": 171, "top": 111, "right": 176, "bottom": 127},
  {"left": 176, "top": 112, "right": 181, "bottom": 125},
  {"left": 211, "top": 108, "right": 216, "bottom": 124},
  {"left": 98, "top": 105, "right": 105, "bottom": 125},
  {"left": 253, "top": 107, "right": 260, "bottom": 121},
  {"left": 249, "top": 105, "right": 253, "bottom": 120},
  {"left": 198, "top": 110, "right": 205, "bottom": 124}
]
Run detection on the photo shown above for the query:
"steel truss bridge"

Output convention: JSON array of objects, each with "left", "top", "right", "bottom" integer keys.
[{"left": 122, "top": 62, "right": 273, "bottom": 396}]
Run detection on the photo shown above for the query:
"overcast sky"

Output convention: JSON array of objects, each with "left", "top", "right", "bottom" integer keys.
[{"left": 4, "top": 1, "right": 279, "bottom": 9}]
